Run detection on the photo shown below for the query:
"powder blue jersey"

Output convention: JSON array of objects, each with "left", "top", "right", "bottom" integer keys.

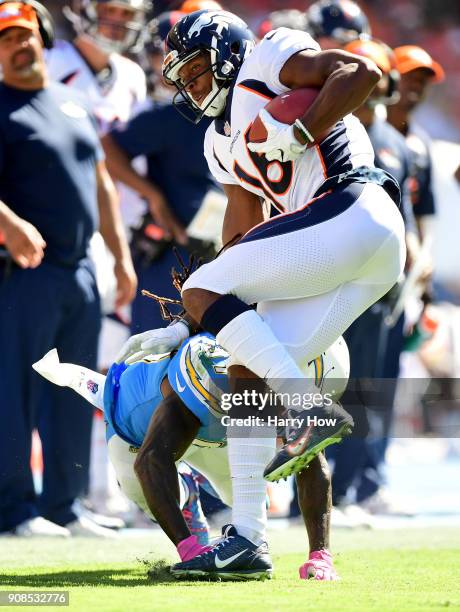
[{"left": 104, "top": 333, "right": 228, "bottom": 448}]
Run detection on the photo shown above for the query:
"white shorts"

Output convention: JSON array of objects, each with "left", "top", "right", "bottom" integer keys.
[
  {"left": 183, "top": 182, "right": 406, "bottom": 363},
  {"left": 107, "top": 434, "right": 232, "bottom": 519}
]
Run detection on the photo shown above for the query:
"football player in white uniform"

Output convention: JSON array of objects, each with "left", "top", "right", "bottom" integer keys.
[
  {"left": 118, "top": 9, "right": 406, "bottom": 578},
  {"left": 46, "top": 0, "right": 148, "bottom": 131},
  {"left": 45, "top": 0, "right": 147, "bottom": 303}
]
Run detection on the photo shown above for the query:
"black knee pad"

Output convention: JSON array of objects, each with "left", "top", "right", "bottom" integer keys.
[{"left": 200, "top": 294, "right": 253, "bottom": 336}]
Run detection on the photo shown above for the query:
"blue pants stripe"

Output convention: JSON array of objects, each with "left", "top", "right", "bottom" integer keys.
[{"left": 239, "top": 182, "right": 365, "bottom": 244}]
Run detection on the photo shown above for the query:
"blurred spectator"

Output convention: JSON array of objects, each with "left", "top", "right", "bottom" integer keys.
[
  {"left": 327, "top": 37, "right": 419, "bottom": 517},
  {"left": 0, "top": 2, "right": 135, "bottom": 536},
  {"left": 44, "top": 0, "right": 155, "bottom": 521},
  {"left": 387, "top": 45, "right": 444, "bottom": 241},
  {"left": 46, "top": 0, "right": 149, "bottom": 134},
  {"left": 102, "top": 11, "right": 222, "bottom": 335}
]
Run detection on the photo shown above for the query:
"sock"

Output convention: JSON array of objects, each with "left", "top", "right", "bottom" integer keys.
[
  {"left": 227, "top": 427, "right": 276, "bottom": 546},
  {"left": 32, "top": 348, "right": 106, "bottom": 410},
  {"left": 177, "top": 535, "right": 211, "bottom": 561},
  {"left": 216, "top": 310, "right": 305, "bottom": 391}
]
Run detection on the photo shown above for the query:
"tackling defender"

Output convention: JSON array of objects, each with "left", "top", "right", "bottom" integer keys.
[
  {"left": 119, "top": 9, "right": 406, "bottom": 577},
  {"left": 33, "top": 331, "right": 349, "bottom": 580}
]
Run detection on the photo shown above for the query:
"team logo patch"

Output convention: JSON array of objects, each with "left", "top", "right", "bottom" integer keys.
[
  {"left": 60, "top": 101, "right": 88, "bottom": 119},
  {"left": 188, "top": 11, "right": 236, "bottom": 38},
  {"left": 87, "top": 380, "right": 99, "bottom": 394}
]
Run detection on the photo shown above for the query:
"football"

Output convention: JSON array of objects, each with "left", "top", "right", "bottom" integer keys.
[{"left": 248, "top": 87, "right": 330, "bottom": 145}]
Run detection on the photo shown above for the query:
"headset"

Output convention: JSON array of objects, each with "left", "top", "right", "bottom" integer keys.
[{"left": 0, "top": 0, "right": 55, "bottom": 48}]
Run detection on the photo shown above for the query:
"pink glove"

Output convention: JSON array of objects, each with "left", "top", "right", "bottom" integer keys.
[
  {"left": 299, "top": 549, "right": 339, "bottom": 581},
  {"left": 177, "top": 535, "right": 212, "bottom": 562}
]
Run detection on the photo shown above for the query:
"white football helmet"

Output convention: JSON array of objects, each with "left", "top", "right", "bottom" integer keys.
[{"left": 63, "top": 0, "right": 152, "bottom": 54}]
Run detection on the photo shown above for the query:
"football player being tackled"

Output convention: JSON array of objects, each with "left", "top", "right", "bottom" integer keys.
[
  {"left": 117, "top": 8, "right": 406, "bottom": 579},
  {"left": 33, "top": 310, "right": 349, "bottom": 580}
]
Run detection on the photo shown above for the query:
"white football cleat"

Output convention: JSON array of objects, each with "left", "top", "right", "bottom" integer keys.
[
  {"left": 66, "top": 516, "right": 119, "bottom": 538},
  {"left": 10, "top": 517, "right": 70, "bottom": 537}
]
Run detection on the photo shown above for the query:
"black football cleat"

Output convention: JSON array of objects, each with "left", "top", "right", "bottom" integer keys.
[
  {"left": 264, "top": 402, "right": 354, "bottom": 482},
  {"left": 170, "top": 525, "right": 273, "bottom": 581}
]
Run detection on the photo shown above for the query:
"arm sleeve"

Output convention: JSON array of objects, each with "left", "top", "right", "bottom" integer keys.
[
  {"left": 109, "top": 104, "right": 166, "bottom": 159},
  {"left": 255, "top": 28, "right": 320, "bottom": 94},
  {"left": 203, "top": 125, "right": 239, "bottom": 186}
]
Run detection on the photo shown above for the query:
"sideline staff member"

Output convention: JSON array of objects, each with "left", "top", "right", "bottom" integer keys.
[{"left": 0, "top": 2, "right": 136, "bottom": 536}]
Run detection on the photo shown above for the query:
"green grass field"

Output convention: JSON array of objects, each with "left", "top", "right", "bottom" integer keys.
[{"left": 1, "top": 526, "right": 459, "bottom": 611}]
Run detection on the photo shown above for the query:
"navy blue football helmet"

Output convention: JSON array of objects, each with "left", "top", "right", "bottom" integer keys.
[
  {"left": 305, "top": 0, "right": 371, "bottom": 45},
  {"left": 162, "top": 9, "right": 255, "bottom": 123}
]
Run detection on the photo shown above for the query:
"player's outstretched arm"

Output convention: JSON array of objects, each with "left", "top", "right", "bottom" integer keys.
[
  {"left": 115, "top": 321, "right": 192, "bottom": 365},
  {"left": 279, "top": 49, "right": 382, "bottom": 145},
  {"left": 134, "top": 386, "right": 201, "bottom": 545}
]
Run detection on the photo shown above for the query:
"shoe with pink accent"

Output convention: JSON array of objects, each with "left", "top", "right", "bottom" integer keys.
[
  {"left": 177, "top": 534, "right": 212, "bottom": 562},
  {"left": 299, "top": 549, "right": 339, "bottom": 581}
]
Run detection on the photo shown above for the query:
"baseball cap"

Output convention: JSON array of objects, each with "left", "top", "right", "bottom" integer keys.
[
  {"left": 394, "top": 45, "right": 445, "bottom": 83},
  {"left": 0, "top": 2, "right": 39, "bottom": 35}
]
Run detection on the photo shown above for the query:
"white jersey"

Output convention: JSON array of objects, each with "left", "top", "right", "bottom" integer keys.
[
  {"left": 46, "top": 39, "right": 146, "bottom": 134},
  {"left": 204, "top": 28, "right": 375, "bottom": 213}
]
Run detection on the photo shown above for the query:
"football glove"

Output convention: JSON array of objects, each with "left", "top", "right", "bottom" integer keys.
[
  {"left": 115, "top": 321, "right": 190, "bottom": 365},
  {"left": 247, "top": 109, "right": 308, "bottom": 162}
]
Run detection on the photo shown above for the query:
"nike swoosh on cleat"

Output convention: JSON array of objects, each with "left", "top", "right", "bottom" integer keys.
[
  {"left": 215, "top": 549, "right": 248, "bottom": 569},
  {"left": 285, "top": 424, "right": 313, "bottom": 457},
  {"left": 175, "top": 373, "right": 186, "bottom": 393}
]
